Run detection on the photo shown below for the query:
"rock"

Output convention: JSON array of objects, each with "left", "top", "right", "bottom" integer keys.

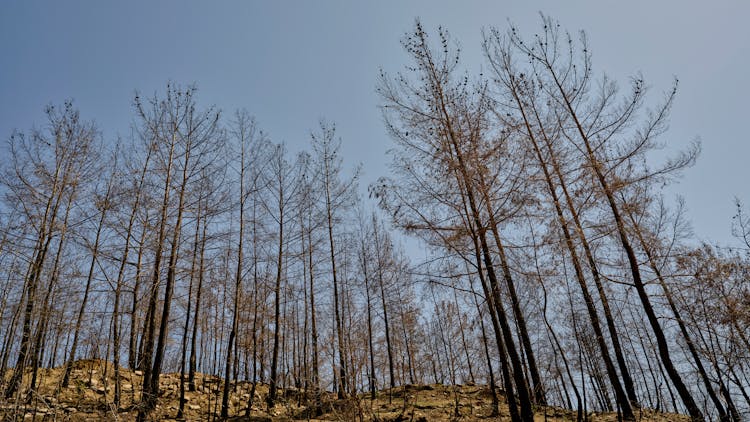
[
  {"left": 134, "top": 370, "right": 143, "bottom": 376},
  {"left": 188, "top": 404, "right": 201, "bottom": 410},
  {"left": 65, "top": 407, "right": 77, "bottom": 413}
]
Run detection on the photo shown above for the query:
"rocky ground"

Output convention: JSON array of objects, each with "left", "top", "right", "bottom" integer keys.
[{"left": 0, "top": 360, "right": 688, "bottom": 421}]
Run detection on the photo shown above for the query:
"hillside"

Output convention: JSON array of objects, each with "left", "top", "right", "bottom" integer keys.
[{"left": 0, "top": 360, "right": 689, "bottom": 421}]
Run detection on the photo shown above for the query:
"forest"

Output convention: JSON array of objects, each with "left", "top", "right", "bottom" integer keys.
[{"left": 0, "top": 16, "right": 748, "bottom": 422}]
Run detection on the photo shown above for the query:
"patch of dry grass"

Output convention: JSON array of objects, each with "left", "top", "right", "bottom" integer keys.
[{"left": 0, "top": 361, "right": 690, "bottom": 421}]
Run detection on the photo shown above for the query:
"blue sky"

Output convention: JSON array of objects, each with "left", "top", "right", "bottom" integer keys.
[{"left": 1, "top": 1, "right": 748, "bottom": 246}]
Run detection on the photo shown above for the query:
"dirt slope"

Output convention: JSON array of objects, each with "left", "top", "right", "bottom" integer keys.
[{"left": 0, "top": 360, "right": 688, "bottom": 421}]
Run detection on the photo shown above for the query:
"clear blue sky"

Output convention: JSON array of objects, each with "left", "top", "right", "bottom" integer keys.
[{"left": 1, "top": 1, "right": 748, "bottom": 246}]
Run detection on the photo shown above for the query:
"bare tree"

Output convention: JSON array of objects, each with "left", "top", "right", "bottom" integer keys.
[
  {"left": 1, "top": 102, "right": 99, "bottom": 400},
  {"left": 504, "top": 16, "right": 702, "bottom": 419},
  {"left": 221, "top": 110, "right": 263, "bottom": 418},
  {"left": 375, "top": 21, "right": 536, "bottom": 421},
  {"left": 310, "top": 121, "right": 359, "bottom": 399},
  {"left": 483, "top": 30, "right": 637, "bottom": 418},
  {"left": 262, "top": 143, "right": 301, "bottom": 408},
  {"left": 135, "top": 84, "right": 222, "bottom": 421}
]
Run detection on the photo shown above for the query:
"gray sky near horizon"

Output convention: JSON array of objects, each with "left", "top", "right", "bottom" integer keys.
[{"left": 1, "top": 1, "right": 748, "bottom": 247}]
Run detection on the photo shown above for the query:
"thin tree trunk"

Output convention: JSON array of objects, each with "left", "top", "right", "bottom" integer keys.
[
  {"left": 452, "top": 288, "right": 475, "bottom": 384},
  {"left": 62, "top": 176, "right": 113, "bottom": 388},
  {"left": 468, "top": 274, "right": 500, "bottom": 417},
  {"left": 188, "top": 207, "right": 208, "bottom": 392},
  {"left": 373, "top": 220, "right": 396, "bottom": 400},
  {"left": 502, "top": 70, "right": 636, "bottom": 417},
  {"left": 129, "top": 222, "right": 148, "bottom": 370},
  {"left": 306, "top": 202, "right": 321, "bottom": 414},
  {"left": 443, "top": 102, "right": 534, "bottom": 421},
  {"left": 325, "top": 165, "right": 348, "bottom": 400},
  {"left": 120, "top": 144, "right": 153, "bottom": 376},
  {"left": 360, "top": 234, "right": 377, "bottom": 400},
  {"left": 550, "top": 69, "right": 703, "bottom": 421},
  {"left": 266, "top": 183, "right": 284, "bottom": 409},
  {"left": 137, "top": 132, "right": 176, "bottom": 421},
  {"left": 5, "top": 173, "right": 64, "bottom": 399},
  {"left": 246, "top": 196, "right": 260, "bottom": 416},
  {"left": 178, "top": 203, "right": 202, "bottom": 419},
  {"left": 222, "top": 135, "right": 247, "bottom": 418},
  {"left": 148, "top": 141, "right": 191, "bottom": 416},
  {"left": 461, "top": 192, "right": 522, "bottom": 421},
  {"left": 31, "top": 190, "right": 74, "bottom": 396},
  {"left": 625, "top": 205, "right": 730, "bottom": 420}
]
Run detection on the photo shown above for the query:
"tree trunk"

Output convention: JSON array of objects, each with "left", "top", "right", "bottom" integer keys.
[
  {"left": 557, "top": 81, "right": 703, "bottom": 420},
  {"left": 62, "top": 177, "right": 112, "bottom": 388}
]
